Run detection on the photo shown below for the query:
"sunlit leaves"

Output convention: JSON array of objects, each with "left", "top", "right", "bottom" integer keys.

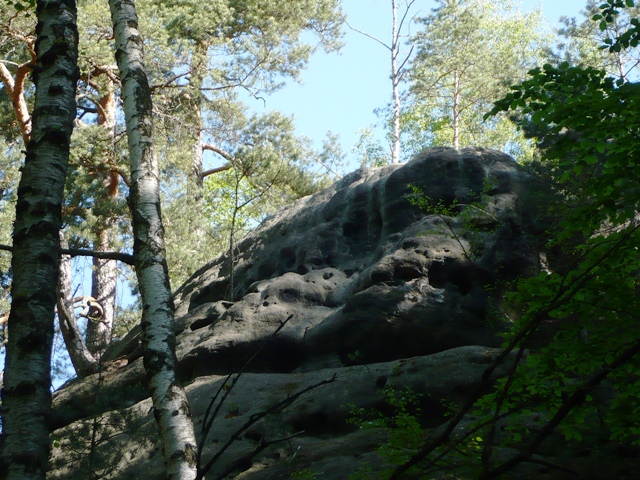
[
  {"left": 403, "top": 0, "right": 550, "bottom": 159},
  {"left": 477, "top": 0, "right": 640, "bottom": 459}
]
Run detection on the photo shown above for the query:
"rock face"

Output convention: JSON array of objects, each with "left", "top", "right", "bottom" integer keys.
[
  {"left": 50, "top": 148, "right": 546, "bottom": 479},
  {"left": 169, "top": 147, "right": 540, "bottom": 376}
]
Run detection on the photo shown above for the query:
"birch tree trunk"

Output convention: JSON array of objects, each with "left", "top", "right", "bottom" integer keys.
[
  {"left": 345, "top": 0, "right": 415, "bottom": 164},
  {"left": 0, "top": 1, "right": 78, "bottom": 479},
  {"left": 391, "top": 0, "right": 402, "bottom": 164},
  {"left": 453, "top": 68, "right": 460, "bottom": 150},
  {"left": 108, "top": 1, "right": 198, "bottom": 478}
]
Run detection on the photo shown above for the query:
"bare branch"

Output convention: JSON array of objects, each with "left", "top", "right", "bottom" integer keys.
[
  {"left": 0, "top": 244, "right": 134, "bottom": 265},
  {"left": 202, "top": 164, "right": 232, "bottom": 177},
  {"left": 0, "top": 60, "right": 33, "bottom": 144},
  {"left": 396, "top": 43, "right": 415, "bottom": 79},
  {"left": 62, "top": 247, "right": 134, "bottom": 265},
  {"left": 197, "top": 316, "right": 298, "bottom": 477},
  {"left": 76, "top": 103, "right": 98, "bottom": 115},
  {"left": 112, "top": 166, "right": 131, "bottom": 187},
  {"left": 87, "top": 62, "right": 121, "bottom": 86},
  {"left": 0, "top": 59, "right": 21, "bottom": 68},
  {"left": 202, "top": 143, "right": 234, "bottom": 162},
  {"left": 210, "top": 431, "right": 305, "bottom": 480},
  {"left": 311, "top": 156, "right": 343, "bottom": 179},
  {"left": 200, "top": 316, "right": 294, "bottom": 446},
  {"left": 198, "top": 374, "right": 336, "bottom": 479},
  {"left": 343, "top": 16, "right": 391, "bottom": 51},
  {"left": 397, "top": 0, "right": 418, "bottom": 36},
  {"left": 150, "top": 71, "right": 191, "bottom": 92}
]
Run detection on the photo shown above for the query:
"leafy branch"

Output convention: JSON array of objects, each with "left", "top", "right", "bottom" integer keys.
[{"left": 406, "top": 183, "right": 502, "bottom": 263}]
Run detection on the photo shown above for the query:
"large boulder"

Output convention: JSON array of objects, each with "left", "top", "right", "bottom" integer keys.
[
  {"left": 51, "top": 147, "right": 549, "bottom": 479},
  {"left": 168, "top": 146, "right": 541, "bottom": 377}
]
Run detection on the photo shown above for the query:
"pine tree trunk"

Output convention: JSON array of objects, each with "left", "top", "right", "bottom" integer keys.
[
  {"left": 188, "top": 41, "right": 207, "bottom": 198},
  {"left": 109, "top": 1, "right": 198, "bottom": 478},
  {"left": 57, "top": 232, "right": 99, "bottom": 377},
  {"left": 86, "top": 89, "right": 118, "bottom": 354},
  {"left": 0, "top": 1, "right": 78, "bottom": 479},
  {"left": 86, "top": 227, "right": 116, "bottom": 354}
]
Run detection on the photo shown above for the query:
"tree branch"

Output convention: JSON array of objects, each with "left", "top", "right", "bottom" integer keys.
[
  {"left": 0, "top": 60, "right": 33, "bottom": 144},
  {"left": 210, "top": 431, "right": 305, "bottom": 480},
  {"left": 397, "top": 0, "right": 418, "bottom": 35},
  {"left": 202, "top": 143, "right": 234, "bottom": 162},
  {"left": 202, "top": 164, "right": 232, "bottom": 177},
  {"left": 202, "top": 144, "right": 234, "bottom": 177},
  {"left": 481, "top": 339, "right": 640, "bottom": 479},
  {"left": 62, "top": 247, "right": 134, "bottom": 264},
  {"left": 0, "top": 243, "right": 135, "bottom": 265},
  {"left": 150, "top": 70, "right": 190, "bottom": 91},
  {"left": 396, "top": 43, "right": 415, "bottom": 79},
  {"left": 343, "top": 16, "right": 391, "bottom": 51},
  {"left": 389, "top": 225, "right": 640, "bottom": 479},
  {"left": 198, "top": 375, "right": 336, "bottom": 479}
]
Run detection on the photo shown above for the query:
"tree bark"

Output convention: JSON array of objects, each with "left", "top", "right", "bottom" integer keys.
[
  {"left": 86, "top": 88, "right": 118, "bottom": 355},
  {"left": 345, "top": 0, "right": 415, "bottom": 164},
  {"left": 189, "top": 45, "right": 206, "bottom": 190},
  {"left": 0, "top": 1, "right": 78, "bottom": 479},
  {"left": 0, "top": 61, "right": 33, "bottom": 145},
  {"left": 57, "top": 233, "right": 99, "bottom": 377},
  {"left": 0, "top": 28, "right": 35, "bottom": 146},
  {"left": 453, "top": 68, "right": 460, "bottom": 149},
  {"left": 108, "top": 1, "right": 198, "bottom": 478},
  {"left": 391, "top": 0, "right": 401, "bottom": 164},
  {"left": 86, "top": 227, "right": 116, "bottom": 354}
]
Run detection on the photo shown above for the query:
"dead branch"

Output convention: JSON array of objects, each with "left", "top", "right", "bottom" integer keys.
[{"left": 0, "top": 244, "right": 135, "bottom": 265}]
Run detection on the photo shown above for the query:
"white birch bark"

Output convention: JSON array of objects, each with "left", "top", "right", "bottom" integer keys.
[
  {"left": 391, "top": 0, "right": 402, "bottom": 164},
  {"left": 108, "top": 1, "right": 198, "bottom": 478},
  {"left": 0, "top": 1, "right": 79, "bottom": 479},
  {"left": 453, "top": 68, "right": 460, "bottom": 150},
  {"left": 345, "top": 0, "right": 415, "bottom": 164}
]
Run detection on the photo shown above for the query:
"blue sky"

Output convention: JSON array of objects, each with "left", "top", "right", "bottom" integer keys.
[{"left": 241, "top": 0, "right": 588, "bottom": 171}]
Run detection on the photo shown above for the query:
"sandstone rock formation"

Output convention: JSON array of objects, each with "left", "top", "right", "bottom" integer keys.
[{"left": 50, "top": 147, "right": 547, "bottom": 479}]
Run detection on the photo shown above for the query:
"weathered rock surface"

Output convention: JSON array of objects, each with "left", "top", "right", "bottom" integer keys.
[
  {"left": 50, "top": 148, "right": 549, "bottom": 479},
  {"left": 50, "top": 346, "right": 514, "bottom": 479}
]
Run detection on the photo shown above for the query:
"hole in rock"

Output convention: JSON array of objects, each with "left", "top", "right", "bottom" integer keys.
[
  {"left": 190, "top": 317, "right": 215, "bottom": 331},
  {"left": 428, "top": 259, "right": 474, "bottom": 295}
]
